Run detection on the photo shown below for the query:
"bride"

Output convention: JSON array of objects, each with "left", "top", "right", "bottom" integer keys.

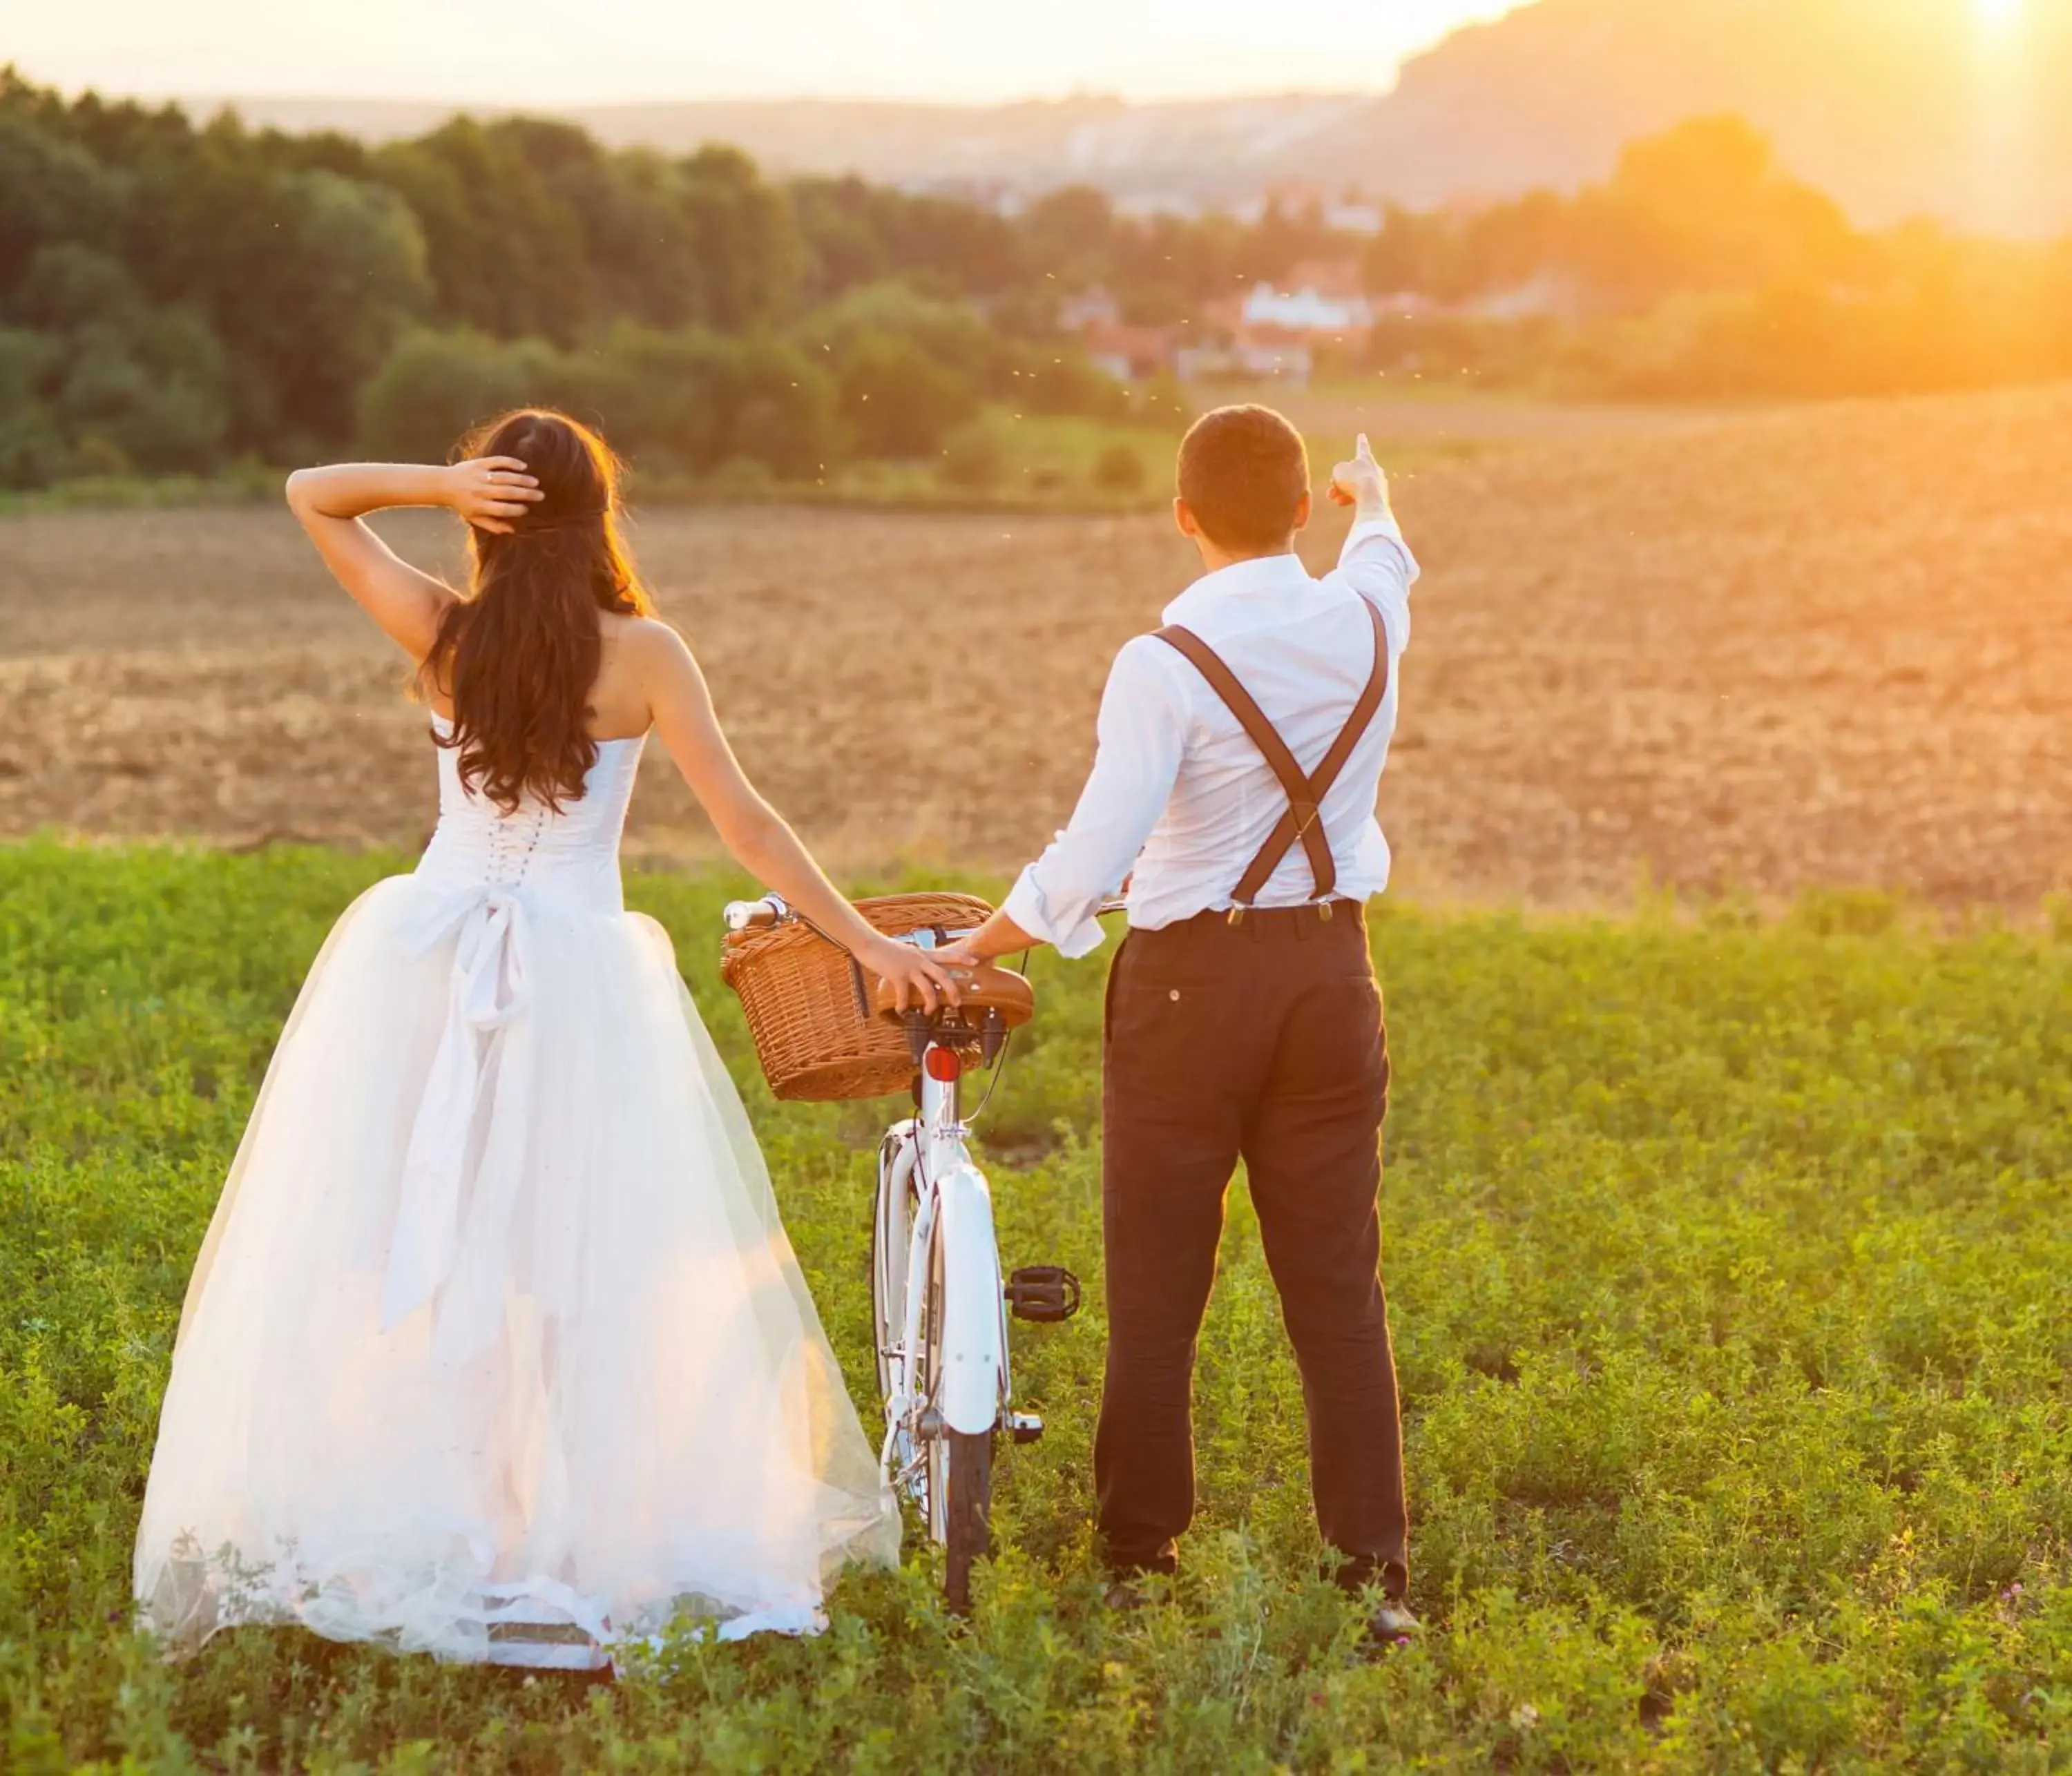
[{"left": 133, "top": 409, "right": 953, "bottom": 1668}]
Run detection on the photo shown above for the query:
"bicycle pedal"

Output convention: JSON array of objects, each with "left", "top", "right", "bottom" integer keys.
[
  {"left": 1008, "top": 1411, "right": 1045, "bottom": 1445},
  {"left": 1005, "top": 1265, "right": 1082, "bottom": 1324}
]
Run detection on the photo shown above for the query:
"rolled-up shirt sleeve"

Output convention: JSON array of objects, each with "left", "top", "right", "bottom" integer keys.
[
  {"left": 1001, "top": 638, "right": 1187, "bottom": 958},
  {"left": 1336, "top": 513, "right": 1419, "bottom": 657}
]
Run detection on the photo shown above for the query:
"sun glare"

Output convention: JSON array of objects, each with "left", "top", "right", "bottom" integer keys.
[{"left": 1977, "top": 0, "right": 2022, "bottom": 25}]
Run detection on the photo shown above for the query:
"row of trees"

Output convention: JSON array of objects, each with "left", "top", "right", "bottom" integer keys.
[
  {"left": 358, "top": 285, "right": 1133, "bottom": 478},
  {"left": 1351, "top": 117, "right": 2072, "bottom": 398},
  {"left": 0, "top": 70, "right": 1182, "bottom": 488},
  {"left": 4, "top": 68, "right": 2068, "bottom": 486},
  {"left": 1361, "top": 120, "right": 1869, "bottom": 312}
]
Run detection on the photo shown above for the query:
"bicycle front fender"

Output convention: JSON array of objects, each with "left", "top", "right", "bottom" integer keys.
[{"left": 932, "top": 1161, "right": 1007, "bottom": 1436}]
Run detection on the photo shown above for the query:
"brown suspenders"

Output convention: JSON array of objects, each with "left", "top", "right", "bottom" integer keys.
[{"left": 1153, "top": 597, "right": 1390, "bottom": 914}]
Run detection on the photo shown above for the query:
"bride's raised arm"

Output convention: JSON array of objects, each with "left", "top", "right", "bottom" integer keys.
[{"left": 284, "top": 459, "right": 543, "bottom": 659}]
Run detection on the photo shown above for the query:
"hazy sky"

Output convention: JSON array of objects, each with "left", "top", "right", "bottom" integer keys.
[{"left": 10, "top": 1, "right": 1535, "bottom": 106}]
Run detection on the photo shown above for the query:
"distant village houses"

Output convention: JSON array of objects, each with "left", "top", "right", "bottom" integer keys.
[
  {"left": 1059, "top": 258, "right": 1381, "bottom": 391},
  {"left": 1055, "top": 251, "right": 1589, "bottom": 392},
  {"left": 1057, "top": 288, "right": 1123, "bottom": 334},
  {"left": 1236, "top": 260, "right": 1378, "bottom": 336},
  {"left": 1082, "top": 320, "right": 1178, "bottom": 384}
]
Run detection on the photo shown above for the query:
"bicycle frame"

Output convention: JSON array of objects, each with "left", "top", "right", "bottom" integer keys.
[{"left": 876, "top": 1027, "right": 1011, "bottom": 1507}]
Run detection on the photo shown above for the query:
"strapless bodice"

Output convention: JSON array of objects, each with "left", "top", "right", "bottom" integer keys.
[{"left": 413, "top": 717, "right": 646, "bottom": 918}]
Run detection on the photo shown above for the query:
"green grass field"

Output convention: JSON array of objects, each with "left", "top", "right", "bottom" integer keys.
[{"left": 4, "top": 842, "right": 2071, "bottom": 1773}]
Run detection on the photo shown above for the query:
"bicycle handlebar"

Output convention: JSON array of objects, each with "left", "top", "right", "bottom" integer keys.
[
  {"left": 722, "top": 893, "right": 1130, "bottom": 938},
  {"left": 722, "top": 894, "right": 790, "bottom": 933}
]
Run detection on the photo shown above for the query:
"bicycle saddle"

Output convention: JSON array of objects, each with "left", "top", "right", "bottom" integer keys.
[{"left": 869, "top": 961, "right": 1036, "bottom": 1030}]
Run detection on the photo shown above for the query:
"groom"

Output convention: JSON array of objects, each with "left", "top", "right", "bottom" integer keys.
[{"left": 937, "top": 405, "right": 1420, "bottom": 1637}]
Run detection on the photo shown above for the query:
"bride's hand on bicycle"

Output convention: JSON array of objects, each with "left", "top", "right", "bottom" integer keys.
[
  {"left": 445, "top": 457, "right": 544, "bottom": 534},
  {"left": 861, "top": 934, "right": 959, "bottom": 1014}
]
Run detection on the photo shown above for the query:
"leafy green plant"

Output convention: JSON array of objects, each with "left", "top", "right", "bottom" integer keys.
[{"left": 3, "top": 840, "right": 2069, "bottom": 1771}]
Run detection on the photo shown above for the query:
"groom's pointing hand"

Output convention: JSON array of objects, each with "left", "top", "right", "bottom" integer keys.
[{"left": 1328, "top": 433, "right": 1389, "bottom": 517}]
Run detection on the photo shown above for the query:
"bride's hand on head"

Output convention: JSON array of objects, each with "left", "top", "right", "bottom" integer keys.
[
  {"left": 445, "top": 457, "right": 544, "bottom": 534},
  {"left": 859, "top": 934, "right": 960, "bottom": 1014}
]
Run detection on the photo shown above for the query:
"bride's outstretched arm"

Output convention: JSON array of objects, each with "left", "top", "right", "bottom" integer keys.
[
  {"left": 633, "top": 620, "right": 957, "bottom": 1012},
  {"left": 285, "top": 459, "right": 542, "bottom": 659}
]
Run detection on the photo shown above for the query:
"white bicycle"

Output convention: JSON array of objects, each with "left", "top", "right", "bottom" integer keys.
[{"left": 722, "top": 895, "right": 1086, "bottom": 1611}]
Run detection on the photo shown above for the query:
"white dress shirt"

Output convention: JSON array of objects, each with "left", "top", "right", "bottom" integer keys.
[{"left": 1003, "top": 516, "right": 1419, "bottom": 958}]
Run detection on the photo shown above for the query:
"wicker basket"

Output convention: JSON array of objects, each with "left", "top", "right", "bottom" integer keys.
[{"left": 719, "top": 892, "right": 994, "bottom": 1101}]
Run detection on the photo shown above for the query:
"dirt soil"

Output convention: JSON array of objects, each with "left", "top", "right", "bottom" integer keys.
[{"left": 3, "top": 384, "right": 2069, "bottom": 909}]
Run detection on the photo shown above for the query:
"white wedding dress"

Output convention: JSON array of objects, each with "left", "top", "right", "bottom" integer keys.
[{"left": 134, "top": 720, "right": 898, "bottom": 1667}]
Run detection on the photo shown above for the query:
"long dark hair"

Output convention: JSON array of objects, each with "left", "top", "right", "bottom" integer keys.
[{"left": 422, "top": 409, "right": 653, "bottom": 813}]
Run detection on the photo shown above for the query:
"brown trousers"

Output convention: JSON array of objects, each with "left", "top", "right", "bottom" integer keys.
[{"left": 1094, "top": 900, "right": 1408, "bottom": 1592}]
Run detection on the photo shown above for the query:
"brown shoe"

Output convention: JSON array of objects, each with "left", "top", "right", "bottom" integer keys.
[
  {"left": 1365, "top": 1599, "right": 1422, "bottom": 1651},
  {"left": 1102, "top": 1576, "right": 1149, "bottom": 1613}
]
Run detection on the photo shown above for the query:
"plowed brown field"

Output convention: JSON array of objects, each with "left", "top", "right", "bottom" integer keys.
[{"left": 4, "top": 384, "right": 2068, "bottom": 907}]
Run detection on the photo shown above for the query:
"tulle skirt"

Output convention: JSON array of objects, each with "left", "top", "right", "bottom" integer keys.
[{"left": 133, "top": 875, "right": 898, "bottom": 1666}]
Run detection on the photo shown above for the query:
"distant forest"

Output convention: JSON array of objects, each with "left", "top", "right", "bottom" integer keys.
[
  {"left": 1, "top": 68, "right": 2068, "bottom": 490},
  {"left": 1357, "top": 115, "right": 2072, "bottom": 401}
]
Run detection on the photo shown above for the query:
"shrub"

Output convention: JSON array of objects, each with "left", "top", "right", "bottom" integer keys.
[
  {"left": 704, "top": 454, "right": 775, "bottom": 497},
  {"left": 356, "top": 327, "right": 566, "bottom": 460},
  {"left": 67, "top": 432, "right": 132, "bottom": 476},
  {"left": 1091, "top": 441, "right": 1148, "bottom": 494},
  {"left": 1131, "top": 371, "right": 1191, "bottom": 425},
  {"left": 724, "top": 335, "right": 843, "bottom": 479},
  {"left": 361, "top": 323, "right": 845, "bottom": 481},
  {"left": 796, "top": 279, "right": 1001, "bottom": 387},
  {"left": 836, "top": 330, "right": 981, "bottom": 459},
  {"left": 561, "top": 324, "right": 843, "bottom": 478},
  {"left": 557, "top": 322, "right": 742, "bottom": 469},
  {"left": 0, "top": 396, "right": 66, "bottom": 488},
  {"left": 0, "top": 325, "right": 57, "bottom": 403},
  {"left": 939, "top": 420, "right": 1008, "bottom": 489},
  {"left": 0, "top": 328, "right": 66, "bottom": 487},
  {"left": 1018, "top": 345, "right": 1131, "bottom": 418},
  {"left": 51, "top": 312, "right": 229, "bottom": 474}
]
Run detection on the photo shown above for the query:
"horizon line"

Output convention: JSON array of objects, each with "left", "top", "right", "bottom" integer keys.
[
  {"left": 89, "top": 84, "right": 1394, "bottom": 115},
  {"left": 2, "top": 56, "right": 1404, "bottom": 117}
]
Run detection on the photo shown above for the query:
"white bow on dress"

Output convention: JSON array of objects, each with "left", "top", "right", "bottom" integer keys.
[{"left": 383, "top": 887, "right": 535, "bottom": 1360}]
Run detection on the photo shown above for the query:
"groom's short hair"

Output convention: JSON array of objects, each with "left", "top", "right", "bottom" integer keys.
[{"left": 1178, "top": 405, "right": 1310, "bottom": 553}]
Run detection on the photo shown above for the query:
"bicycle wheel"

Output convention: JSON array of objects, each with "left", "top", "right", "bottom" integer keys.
[
  {"left": 919, "top": 1209, "right": 995, "bottom": 1612},
  {"left": 941, "top": 1429, "right": 994, "bottom": 1614},
  {"left": 870, "top": 1128, "right": 912, "bottom": 1412}
]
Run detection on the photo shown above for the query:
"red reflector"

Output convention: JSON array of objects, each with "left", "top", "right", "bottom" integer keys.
[{"left": 924, "top": 1046, "right": 962, "bottom": 1082}]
